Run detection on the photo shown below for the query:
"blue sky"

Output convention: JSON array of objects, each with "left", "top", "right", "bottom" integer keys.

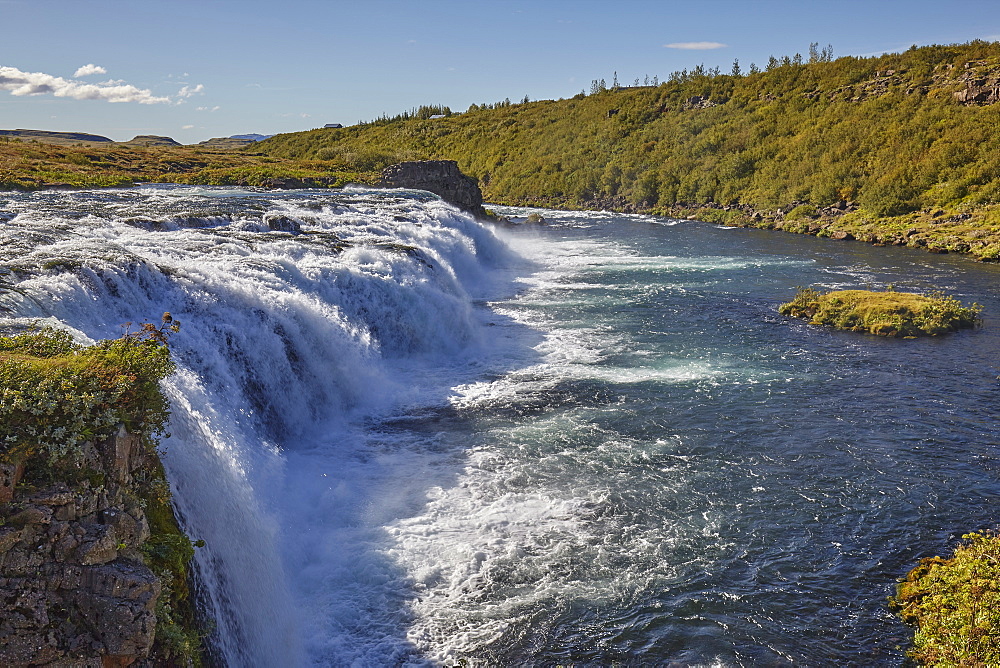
[{"left": 2, "top": 0, "right": 999, "bottom": 143}]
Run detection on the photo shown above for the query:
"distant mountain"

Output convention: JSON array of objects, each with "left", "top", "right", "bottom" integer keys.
[
  {"left": 0, "top": 129, "right": 114, "bottom": 146},
  {"left": 196, "top": 137, "right": 255, "bottom": 149},
  {"left": 119, "top": 135, "right": 181, "bottom": 147},
  {"left": 230, "top": 134, "right": 273, "bottom": 142}
]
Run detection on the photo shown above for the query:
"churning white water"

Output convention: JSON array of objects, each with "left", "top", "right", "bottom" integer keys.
[
  {"left": 3, "top": 186, "right": 1000, "bottom": 666},
  {"left": 0, "top": 186, "right": 526, "bottom": 665}
]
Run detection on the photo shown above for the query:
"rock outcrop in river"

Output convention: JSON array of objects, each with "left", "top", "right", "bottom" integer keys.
[{"left": 380, "top": 160, "right": 487, "bottom": 219}]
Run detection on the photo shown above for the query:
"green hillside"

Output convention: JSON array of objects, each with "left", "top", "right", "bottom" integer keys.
[{"left": 256, "top": 40, "right": 1000, "bottom": 259}]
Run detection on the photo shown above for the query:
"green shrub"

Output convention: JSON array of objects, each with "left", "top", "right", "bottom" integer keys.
[
  {"left": 0, "top": 317, "right": 178, "bottom": 464},
  {"left": 891, "top": 532, "right": 1000, "bottom": 666},
  {"left": 779, "top": 287, "right": 982, "bottom": 337},
  {"left": 0, "top": 316, "right": 205, "bottom": 663},
  {"left": 786, "top": 204, "right": 818, "bottom": 220}
]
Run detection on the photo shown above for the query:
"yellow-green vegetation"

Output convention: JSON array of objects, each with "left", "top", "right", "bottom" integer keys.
[
  {"left": 140, "top": 460, "right": 206, "bottom": 662},
  {"left": 6, "top": 42, "right": 1000, "bottom": 259},
  {"left": 0, "top": 318, "right": 205, "bottom": 663},
  {"left": 253, "top": 40, "right": 1000, "bottom": 259},
  {"left": 0, "top": 324, "right": 175, "bottom": 463},
  {"left": 0, "top": 139, "right": 374, "bottom": 190},
  {"left": 891, "top": 532, "right": 1000, "bottom": 666},
  {"left": 779, "top": 287, "right": 982, "bottom": 336}
]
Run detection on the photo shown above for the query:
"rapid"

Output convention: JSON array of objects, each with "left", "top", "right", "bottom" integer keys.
[{"left": 1, "top": 186, "right": 998, "bottom": 666}]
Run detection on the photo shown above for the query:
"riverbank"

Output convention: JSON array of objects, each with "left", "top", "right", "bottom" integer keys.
[
  {"left": 5, "top": 149, "right": 999, "bottom": 265},
  {"left": 488, "top": 193, "right": 1000, "bottom": 262}
]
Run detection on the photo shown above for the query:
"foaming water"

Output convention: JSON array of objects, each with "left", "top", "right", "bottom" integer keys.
[{"left": 2, "top": 190, "right": 999, "bottom": 665}]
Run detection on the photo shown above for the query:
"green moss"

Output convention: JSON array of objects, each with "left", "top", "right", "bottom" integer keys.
[
  {"left": 779, "top": 287, "right": 982, "bottom": 337},
  {"left": 891, "top": 532, "right": 1000, "bottom": 666},
  {"left": 138, "top": 461, "right": 205, "bottom": 664}
]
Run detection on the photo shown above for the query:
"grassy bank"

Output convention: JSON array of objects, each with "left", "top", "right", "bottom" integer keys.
[
  {"left": 891, "top": 532, "right": 1000, "bottom": 665},
  {"left": 0, "top": 138, "right": 376, "bottom": 190}
]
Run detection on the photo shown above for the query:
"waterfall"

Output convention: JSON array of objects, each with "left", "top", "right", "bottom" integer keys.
[{"left": 0, "top": 185, "right": 522, "bottom": 665}]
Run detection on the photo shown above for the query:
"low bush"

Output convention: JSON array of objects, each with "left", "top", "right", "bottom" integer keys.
[
  {"left": 0, "top": 316, "right": 178, "bottom": 464},
  {"left": 891, "top": 532, "right": 1000, "bottom": 666}
]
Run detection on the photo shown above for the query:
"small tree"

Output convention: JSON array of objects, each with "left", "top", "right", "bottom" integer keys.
[
  {"left": 731, "top": 58, "right": 742, "bottom": 76},
  {"left": 808, "top": 42, "right": 820, "bottom": 64}
]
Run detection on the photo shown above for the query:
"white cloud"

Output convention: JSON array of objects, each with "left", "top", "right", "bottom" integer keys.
[
  {"left": 182, "top": 124, "right": 195, "bottom": 130},
  {"left": 74, "top": 63, "right": 107, "bottom": 77},
  {"left": 177, "top": 84, "right": 204, "bottom": 98},
  {"left": 664, "top": 41, "right": 727, "bottom": 50},
  {"left": 0, "top": 65, "right": 170, "bottom": 104},
  {"left": 196, "top": 105, "right": 220, "bottom": 112}
]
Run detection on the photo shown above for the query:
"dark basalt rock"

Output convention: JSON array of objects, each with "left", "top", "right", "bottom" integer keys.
[
  {"left": 264, "top": 213, "right": 303, "bottom": 234},
  {"left": 380, "top": 160, "right": 487, "bottom": 218},
  {"left": 0, "top": 427, "right": 166, "bottom": 666}
]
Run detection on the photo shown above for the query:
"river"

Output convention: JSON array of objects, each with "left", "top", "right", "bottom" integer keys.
[{"left": 1, "top": 186, "right": 998, "bottom": 666}]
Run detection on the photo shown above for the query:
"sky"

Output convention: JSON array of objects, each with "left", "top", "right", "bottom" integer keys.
[{"left": 2, "top": 0, "right": 999, "bottom": 143}]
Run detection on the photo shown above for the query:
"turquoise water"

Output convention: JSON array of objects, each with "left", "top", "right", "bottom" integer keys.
[
  {"left": 385, "top": 209, "right": 1000, "bottom": 665},
  {"left": 2, "top": 188, "right": 998, "bottom": 665}
]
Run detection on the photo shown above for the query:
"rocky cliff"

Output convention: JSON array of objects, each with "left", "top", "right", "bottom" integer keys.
[
  {"left": 0, "top": 325, "right": 202, "bottom": 666},
  {"left": 0, "top": 425, "right": 194, "bottom": 666},
  {"left": 380, "top": 160, "right": 487, "bottom": 218}
]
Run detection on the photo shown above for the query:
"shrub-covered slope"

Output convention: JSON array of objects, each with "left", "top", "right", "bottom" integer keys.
[{"left": 256, "top": 41, "right": 1000, "bottom": 257}]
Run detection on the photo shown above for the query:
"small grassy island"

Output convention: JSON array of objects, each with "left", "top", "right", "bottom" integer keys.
[
  {"left": 778, "top": 287, "right": 982, "bottom": 337},
  {"left": 891, "top": 532, "right": 1000, "bottom": 666}
]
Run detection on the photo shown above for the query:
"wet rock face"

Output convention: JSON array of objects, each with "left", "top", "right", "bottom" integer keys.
[
  {"left": 380, "top": 160, "right": 487, "bottom": 218},
  {"left": 0, "top": 428, "right": 160, "bottom": 666}
]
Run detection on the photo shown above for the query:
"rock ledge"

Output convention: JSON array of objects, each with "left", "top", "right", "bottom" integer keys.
[{"left": 380, "top": 160, "right": 487, "bottom": 218}]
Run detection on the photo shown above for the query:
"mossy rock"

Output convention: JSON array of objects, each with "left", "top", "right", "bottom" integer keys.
[
  {"left": 0, "top": 322, "right": 205, "bottom": 664},
  {"left": 891, "top": 532, "right": 1000, "bottom": 666},
  {"left": 779, "top": 288, "right": 982, "bottom": 337}
]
